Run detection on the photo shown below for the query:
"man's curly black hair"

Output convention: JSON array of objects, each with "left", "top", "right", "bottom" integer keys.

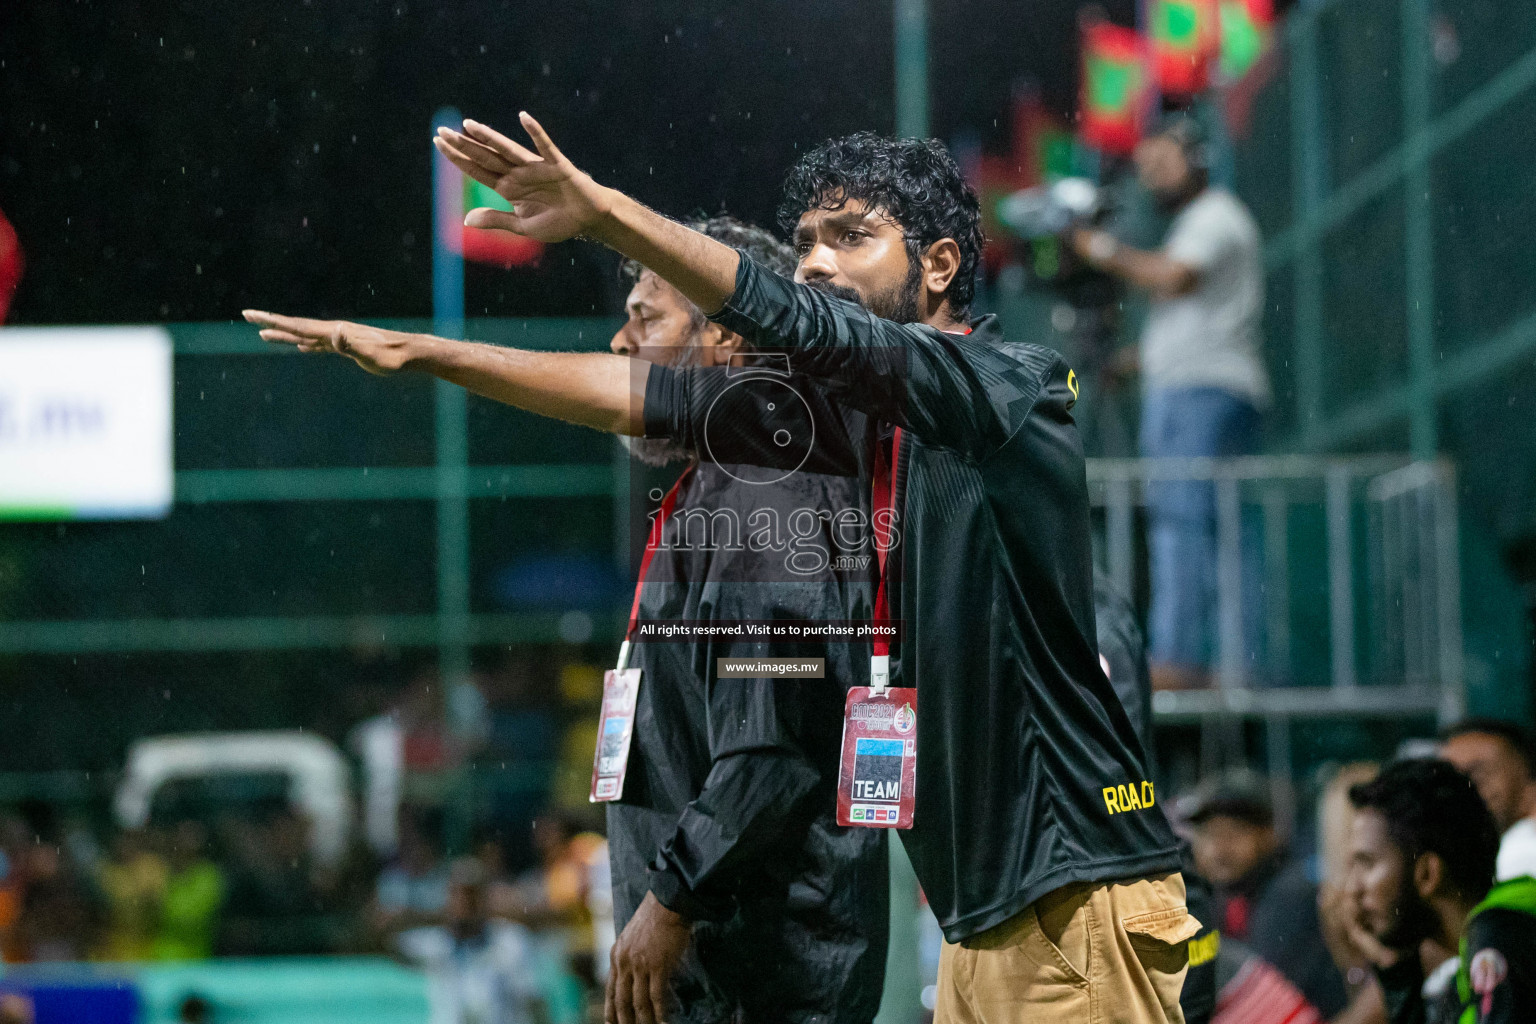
[
  {"left": 776, "top": 132, "right": 985, "bottom": 320},
  {"left": 1348, "top": 758, "right": 1500, "bottom": 904}
]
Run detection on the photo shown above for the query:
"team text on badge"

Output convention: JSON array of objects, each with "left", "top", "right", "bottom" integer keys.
[{"left": 837, "top": 685, "right": 918, "bottom": 829}]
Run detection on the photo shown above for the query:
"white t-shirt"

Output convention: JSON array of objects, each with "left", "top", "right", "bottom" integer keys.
[
  {"left": 1496, "top": 816, "right": 1536, "bottom": 881},
  {"left": 1140, "top": 188, "right": 1271, "bottom": 407},
  {"left": 397, "top": 922, "right": 541, "bottom": 1024}
]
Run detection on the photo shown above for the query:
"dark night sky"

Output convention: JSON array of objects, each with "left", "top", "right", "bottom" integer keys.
[{"left": 0, "top": 0, "right": 1132, "bottom": 325}]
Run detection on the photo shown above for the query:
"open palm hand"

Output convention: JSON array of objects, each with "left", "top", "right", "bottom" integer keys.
[{"left": 433, "top": 112, "right": 609, "bottom": 244}]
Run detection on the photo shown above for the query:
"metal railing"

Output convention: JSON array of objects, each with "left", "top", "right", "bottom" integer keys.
[
  {"left": 1088, "top": 454, "right": 1463, "bottom": 831},
  {"left": 1088, "top": 454, "right": 1463, "bottom": 719}
]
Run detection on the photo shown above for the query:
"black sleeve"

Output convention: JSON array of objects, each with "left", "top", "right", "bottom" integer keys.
[
  {"left": 1374, "top": 956, "right": 1427, "bottom": 1024},
  {"left": 645, "top": 676, "right": 824, "bottom": 922},
  {"left": 707, "top": 254, "right": 1051, "bottom": 460},
  {"left": 643, "top": 360, "right": 864, "bottom": 477},
  {"left": 1093, "top": 573, "right": 1153, "bottom": 757},
  {"left": 1465, "top": 909, "right": 1536, "bottom": 1024}
]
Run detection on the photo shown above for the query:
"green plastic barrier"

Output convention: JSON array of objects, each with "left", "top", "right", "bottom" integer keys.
[{"left": 134, "top": 957, "right": 428, "bottom": 1024}]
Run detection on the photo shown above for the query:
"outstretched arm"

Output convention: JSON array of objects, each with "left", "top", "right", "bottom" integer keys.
[
  {"left": 241, "top": 311, "right": 648, "bottom": 435},
  {"left": 432, "top": 113, "right": 742, "bottom": 314},
  {"left": 437, "top": 115, "right": 1065, "bottom": 457},
  {"left": 250, "top": 112, "right": 726, "bottom": 347}
]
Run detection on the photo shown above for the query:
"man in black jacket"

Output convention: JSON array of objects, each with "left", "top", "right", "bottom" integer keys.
[
  {"left": 247, "top": 114, "right": 1192, "bottom": 1023},
  {"left": 1094, "top": 574, "right": 1215, "bottom": 1024},
  {"left": 603, "top": 215, "right": 888, "bottom": 1024}
]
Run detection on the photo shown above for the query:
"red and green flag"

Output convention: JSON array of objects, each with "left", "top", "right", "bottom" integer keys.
[
  {"left": 1079, "top": 22, "right": 1151, "bottom": 156},
  {"left": 1150, "top": 0, "right": 1218, "bottom": 96},
  {"left": 0, "top": 207, "right": 21, "bottom": 324},
  {"left": 434, "top": 160, "right": 544, "bottom": 270},
  {"left": 1219, "top": 0, "right": 1274, "bottom": 81}
]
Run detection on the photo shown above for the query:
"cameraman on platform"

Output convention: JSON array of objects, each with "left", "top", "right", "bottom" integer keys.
[{"left": 1071, "top": 114, "right": 1269, "bottom": 691}]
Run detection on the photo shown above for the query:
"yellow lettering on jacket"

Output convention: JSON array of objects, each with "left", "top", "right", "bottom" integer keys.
[
  {"left": 1103, "top": 780, "right": 1156, "bottom": 814},
  {"left": 1187, "top": 930, "right": 1220, "bottom": 967}
]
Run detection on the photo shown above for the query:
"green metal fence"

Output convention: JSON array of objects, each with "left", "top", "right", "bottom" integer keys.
[
  {"left": 0, "top": 317, "right": 626, "bottom": 771},
  {"left": 1229, "top": 0, "right": 1536, "bottom": 716},
  {"left": 1236, "top": 0, "right": 1536, "bottom": 456}
]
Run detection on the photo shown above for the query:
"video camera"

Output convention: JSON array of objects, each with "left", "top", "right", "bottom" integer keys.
[{"left": 996, "top": 177, "right": 1120, "bottom": 310}]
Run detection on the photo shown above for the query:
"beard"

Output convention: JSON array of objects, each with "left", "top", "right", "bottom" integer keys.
[
  {"left": 805, "top": 253, "right": 924, "bottom": 324},
  {"left": 620, "top": 330, "right": 705, "bottom": 467},
  {"left": 1152, "top": 177, "right": 1205, "bottom": 214},
  {"left": 620, "top": 433, "right": 693, "bottom": 467},
  {"left": 1378, "top": 874, "right": 1440, "bottom": 950}
]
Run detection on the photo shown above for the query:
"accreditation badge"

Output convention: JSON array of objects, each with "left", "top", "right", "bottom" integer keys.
[
  {"left": 589, "top": 668, "right": 641, "bottom": 803},
  {"left": 836, "top": 685, "right": 918, "bottom": 828}
]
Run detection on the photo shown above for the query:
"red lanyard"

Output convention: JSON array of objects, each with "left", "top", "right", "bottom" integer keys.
[
  {"left": 871, "top": 428, "right": 902, "bottom": 661},
  {"left": 867, "top": 327, "right": 964, "bottom": 677},
  {"left": 626, "top": 465, "right": 694, "bottom": 640}
]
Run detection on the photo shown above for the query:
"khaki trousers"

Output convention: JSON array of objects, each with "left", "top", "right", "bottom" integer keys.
[{"left": 935, "top": 872, "right": 1199, "bottom": 1024}]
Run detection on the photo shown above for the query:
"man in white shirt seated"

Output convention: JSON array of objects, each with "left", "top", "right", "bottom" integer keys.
[
  {"left": 1439, "top": 718, "right": 1536, "bottom": 880},
  {"left": 394, "top": 858, "right": 546, "bottom": 1024}
]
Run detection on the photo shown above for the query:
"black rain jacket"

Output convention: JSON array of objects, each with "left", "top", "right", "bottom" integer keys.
[
  {"left": 644, "top": 255, "right": 1182, "bottom": 942},
  {"left": 1094, "top": 573, "right": 1213, "bottom": 1024},
  {"left": 609, "top": 456, "right": 888, "bottom": 1024}
]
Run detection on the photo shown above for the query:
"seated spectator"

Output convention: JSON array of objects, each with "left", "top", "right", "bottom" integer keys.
[
  {"left": 1184, "top": 769, "right": 1348, "bottom": 1017},
  {"left": 1438, "top": 719, "right": 1536, "bottom": 881},
  {"left": 96, "top": 827, "right": 168, "bottom": 961},
  {"left": 371, "top": 811, "right": 450, "bottom": 938},
  {"left": 1343, "top": 758, "right": 1536, "bottom": 1023},
  {"left": 12, "top": 835, "right": 98, "bottom": 962},
  {"left": 220, "top": 806, "right": 340, "bottom": 955},
  {"left": 152, "top": 820, "right": 225, "bottom": 961},
  {"left": 1314, "top": 763, "right": 1389, "bottom": 1024},
  {"left": 503, "top": 814, "right": 602, "bottom": 948},
  {"left": 395, "top": 858, "right": 543, "bottom": 1024}
]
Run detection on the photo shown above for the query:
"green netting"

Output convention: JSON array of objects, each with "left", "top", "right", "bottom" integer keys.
[
  {"left": 1231, "top": 0, "right": 1536, "bottom": 452},
  {"left": 1319, "top": 185, "right": 1408, "bottom": 416},
  {"left": 1431, "top": 85, "right": 1536, "bottom": 361},
  {"left": 1316, "top": 0, "right": 1404, "bottom": 189}
]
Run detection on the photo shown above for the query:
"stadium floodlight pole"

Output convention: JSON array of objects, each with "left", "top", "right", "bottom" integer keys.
[
  {"left": 893, "top": 0, "right": 929, "bottom": 138},
  {"left": 431, "top": 106, "right": 475, "bottom": 764}
]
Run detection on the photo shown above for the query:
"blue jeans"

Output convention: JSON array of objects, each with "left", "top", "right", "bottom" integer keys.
[{"left": 1141, "top": 387, "right": 1264, "bottom": 674}]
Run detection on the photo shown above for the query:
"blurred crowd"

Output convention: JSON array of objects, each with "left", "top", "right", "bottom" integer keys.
[
  {"left": 0, "top": 803, "right": 611, "bottom": 1024},
  {"left": 0, "top": 649, "right": 622, "bottom": 1024},
  {"left": 0, "top": 652, "right": 1530, "bottom": 1024}
]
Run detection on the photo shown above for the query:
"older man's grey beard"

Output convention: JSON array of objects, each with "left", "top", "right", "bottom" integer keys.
[
  {"left": 619, "top": 334, "right": 707, "bottom": 466},
  {"left": 620, "top": 433, "right": 693, "bottom": 467}
]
